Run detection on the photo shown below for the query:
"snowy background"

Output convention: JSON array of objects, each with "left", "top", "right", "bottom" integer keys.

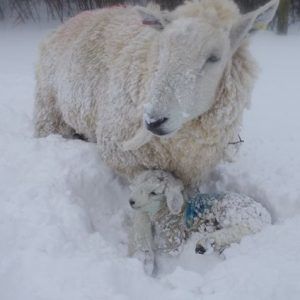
[{"left": 0, "top": 22, "right": 300, "bottom": 299}]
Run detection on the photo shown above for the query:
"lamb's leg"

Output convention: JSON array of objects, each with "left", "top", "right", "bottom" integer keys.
[
  {"left": 33, "top": 88, "right": 75, "bottom": 138},
  {"left": 196, "top": 225, "right": 254, "bottom": 254},
  {"left": 128, "top": 212, "right": 155, "bottom": 275}
]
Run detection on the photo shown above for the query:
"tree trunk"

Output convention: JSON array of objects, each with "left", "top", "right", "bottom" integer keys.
[{"left": 277, "top": 0, "right": 290, "bottom": 34}]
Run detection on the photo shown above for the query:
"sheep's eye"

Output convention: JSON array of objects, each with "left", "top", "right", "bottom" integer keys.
[
  {"left": 207, "top": 55, "right": 220, "bottom": 63},
  {"left": 150, "top": 191, "right": 157, "bottom": 196}
]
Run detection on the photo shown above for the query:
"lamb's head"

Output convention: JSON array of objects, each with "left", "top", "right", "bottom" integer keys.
[
  {"left": 129, "top": 170, "right": 184, "bottom": 215},
  {"left": 140, "top": 0, "right": 278, "bottom": 137}
]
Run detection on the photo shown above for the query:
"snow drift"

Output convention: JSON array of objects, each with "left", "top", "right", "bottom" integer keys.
[{"left": 0, "top": 22, "right": 300, "bottom": 300}]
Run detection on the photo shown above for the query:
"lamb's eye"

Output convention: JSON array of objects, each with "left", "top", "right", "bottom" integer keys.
[
  {"left": 207, "top": 55, "right": 220, "bottom": 63},
  {"left": 150, "top": 191, "right": 157, "bottom": 196}
]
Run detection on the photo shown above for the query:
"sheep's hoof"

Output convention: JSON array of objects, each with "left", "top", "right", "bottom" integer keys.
[
  {"left": 72, "top": 133, "right": 88, "bottom": 141},
  {"left": 195, "top": 243, "right": 207, "bottom": 254}
]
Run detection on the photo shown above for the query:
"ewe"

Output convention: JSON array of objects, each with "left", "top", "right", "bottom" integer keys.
[
  {"left": 128, "top": 170, "right": 271, "bottom": 275},
  {"left": 34, "top": 0, "right": 279, "bottom": 188}
]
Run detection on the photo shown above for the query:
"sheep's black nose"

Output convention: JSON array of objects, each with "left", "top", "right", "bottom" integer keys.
[
  {"left": 146, "top": 117, "right": 168, "bottom": 130},
  {"left": 129, "top": 199, "right": 135, "bottom": 207}
]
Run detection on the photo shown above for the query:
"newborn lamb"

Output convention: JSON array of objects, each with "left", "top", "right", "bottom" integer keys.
[{"left": 128, "top": 170, "right": 271, "bottom": 274}]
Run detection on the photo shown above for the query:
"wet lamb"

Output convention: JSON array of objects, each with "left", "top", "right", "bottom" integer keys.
[{"left": 128, "top": 170, "right": 271, "bottom": 274}]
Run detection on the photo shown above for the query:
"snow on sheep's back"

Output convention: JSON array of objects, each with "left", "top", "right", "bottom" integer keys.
[{"left": 0, "top": 23, "right": 300, "bottom": 300}]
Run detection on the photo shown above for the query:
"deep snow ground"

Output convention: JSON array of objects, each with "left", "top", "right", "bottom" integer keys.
[{"left": 0, "top": 23, "right": 300, "bottom": 300}]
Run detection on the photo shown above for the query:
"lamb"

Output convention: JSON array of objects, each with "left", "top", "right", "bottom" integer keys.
[
  {"left": 33, "top": 0, "right": 279, "bottom": 188},
  {"left": 128, "top": 170, "right": 271, "bottom": 275}
]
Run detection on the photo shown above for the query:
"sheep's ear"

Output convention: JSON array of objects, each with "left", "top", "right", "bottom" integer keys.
[
  {"left": 230, "top": 0, "right": 279, "bottom": 52},
  {"left": 137, "top": 7, "right": 170, "bottom": 30},
  {"left": 165, "top": 187, "right": 184, "bottom": 214}
]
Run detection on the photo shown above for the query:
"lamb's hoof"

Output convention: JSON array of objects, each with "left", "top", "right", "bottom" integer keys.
[
  {"left": 195, "top": 243, "right": 206, "bottom": 254},
  {"left": 143, "top": 250, "right": 156, "bottom": 276},
  {"left": 134, "top": 250, "right": 155, "bottom": 276}
]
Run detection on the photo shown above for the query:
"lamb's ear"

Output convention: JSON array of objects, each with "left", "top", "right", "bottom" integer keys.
[
  {"left": 165, "top": 185, "right": 184, "bottom": 215},
  {"left": 137, "top": 7, "right": 170, "bottom": 30},
  {"left": 230, "top": 0, "right": 279, "bottom": 52}
]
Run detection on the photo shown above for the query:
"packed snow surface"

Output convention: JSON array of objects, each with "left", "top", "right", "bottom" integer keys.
[{"left": 0, "top": 23, "right": 300, "bottom": 300}]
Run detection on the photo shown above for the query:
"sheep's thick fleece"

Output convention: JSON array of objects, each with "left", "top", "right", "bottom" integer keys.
[{"left": 34, "top": 0, "right": 257, "bottom": 187}]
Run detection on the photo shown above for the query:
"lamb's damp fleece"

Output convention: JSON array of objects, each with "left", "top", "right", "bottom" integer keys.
[{"left": 33, "top": 0, "right": 279, "bottom": 187}]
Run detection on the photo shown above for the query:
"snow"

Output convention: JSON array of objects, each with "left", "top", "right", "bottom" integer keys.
[{"left": 0, "top": 23, "right": 300, "bottom": 300}]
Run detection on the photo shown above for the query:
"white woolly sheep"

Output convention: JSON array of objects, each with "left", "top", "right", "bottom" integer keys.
[
  {"left": 33, "top": 0, "right": 279, "bottom": 188},
  {"left": 128, "top": 170, "right": 271, "bottom": 275}
]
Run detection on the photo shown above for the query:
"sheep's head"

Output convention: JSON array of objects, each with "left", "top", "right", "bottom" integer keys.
[
  {"left": 139, "top": 0, "right": 278, "bottom": 137},
  {"left": 129, "top": 170, "right": 184, "bottom": 215}
]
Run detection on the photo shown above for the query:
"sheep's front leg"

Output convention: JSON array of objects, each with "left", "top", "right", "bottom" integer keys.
[
  {"left": 129, "top": 212, "right": 155, "bottom": 275},
  {"left": 196, "top": 225, "right": 254, "bottom": 254}
]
